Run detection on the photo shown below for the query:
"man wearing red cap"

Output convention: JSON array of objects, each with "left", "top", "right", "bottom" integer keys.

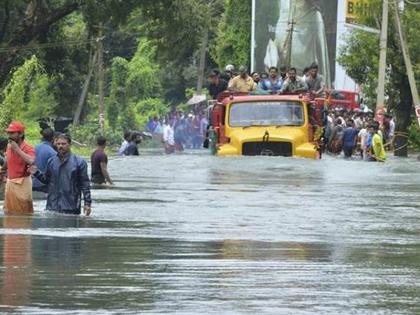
[{"left": 0, "top": 121, "right": 35, "bottom": 214}]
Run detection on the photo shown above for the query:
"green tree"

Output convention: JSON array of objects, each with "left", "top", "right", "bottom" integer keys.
[
  {"left": 338, "top": 1, "right": 419, "bottom": 156},
  {"left": 106, "top": 39, "right": 166, "bottom": 131},
  {"left": 27, "top": 73, "right": 58, "bottom": 119},
  {"left": 129, "top": 0, "right": 225, "bottom": 103},
  {"left": 211, "top": 0, "right": 251, "bottom": 69},
  {"left": 134, "top": 98, "right": 170, "bottom": 127},
  {"left": 126, "top": 39, "right": 162, "bottom": 100},
  {"left": 0, "top": 55, "right": 57, "bottom": 129},
  {"left": 107, "top": 57, "right": 128, "bottom": 130}
]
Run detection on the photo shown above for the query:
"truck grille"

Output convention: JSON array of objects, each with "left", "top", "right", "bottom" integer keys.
[{"left": 242, "top": 141, "right": 292, "bottom": 157}]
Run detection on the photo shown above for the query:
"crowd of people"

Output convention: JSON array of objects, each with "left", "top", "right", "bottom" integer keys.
[
  {"left": 208, "top": 62, "right": 394, "bottom": 162},
  {"left": 118, "top": 112, "right": 208, "bottom": 155},
  {"left": 208, "top": 62, "right": 325, "bottom": 99},
  {"left": 0, "top": 62, "right": 396, "bottom": 217},
  {"left": 323, "top": 109, "right": 392, "bottom": 161},
  {"left": 0, "top": 122, "right": 116, "bottom": 216},
  {"left": 116, "top": 62, "right": 325, "bottom": 156}
]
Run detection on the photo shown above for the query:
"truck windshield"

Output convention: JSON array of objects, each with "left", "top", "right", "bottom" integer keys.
[{"left": 229, "top": 101, "right": 304, "bottom": 127}]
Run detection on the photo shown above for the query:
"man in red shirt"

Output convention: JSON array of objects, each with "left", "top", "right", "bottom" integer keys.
[{"left": 0, "top": 121, "right": 35, "bottom": 214}]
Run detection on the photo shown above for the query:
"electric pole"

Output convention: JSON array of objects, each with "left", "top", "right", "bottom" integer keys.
[
  {"left": 393, "top": 0, "right": 419, "bottom": 109},
  {"left": 73, "top": 49, "right": 97, "bottom": 126},
  {"left": 196, "top": 27, "right": 208, "bottom": 95},
  {"left": 285, "top": 5, "right": 296, "bottom": 69},
  {"left": 376, "top": 0, "right": 388, "bottom": 109},
  {"left": 97, "top": 24, "right": 105, "bottom": 130}
]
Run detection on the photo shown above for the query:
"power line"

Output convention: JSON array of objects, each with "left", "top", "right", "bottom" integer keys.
[
  {"left": 0, "top": 29, "right": 144, "bottom": 53},
  {"left": 0, "top": 39, "right": 96, "bottom": 53}
]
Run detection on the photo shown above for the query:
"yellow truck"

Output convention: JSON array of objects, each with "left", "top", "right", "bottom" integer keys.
[{"left": 208, "top": 93, "right": 323, "bottom": 159}]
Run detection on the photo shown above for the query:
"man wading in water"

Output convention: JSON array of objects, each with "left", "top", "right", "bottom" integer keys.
[
  {"left": 0, "top": 122, "right": 35, "bottom": 214},
  {"left": 31, "top": 134, "right": 92, "bottom": 216},
  {"left": 91, "top": 136, "right": 113, "bottom": 185}
]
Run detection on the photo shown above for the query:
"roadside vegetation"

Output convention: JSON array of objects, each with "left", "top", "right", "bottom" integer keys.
[{"left": 0, "top": 0, "right": 418, "bottom": 154}]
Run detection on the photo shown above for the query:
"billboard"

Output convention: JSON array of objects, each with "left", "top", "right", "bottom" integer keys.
[
  {"left": 252, "top": 0, "right": 338, "bottom": 86},
  {"left": 345, "top": 0, "right": 375, "bottom": 25},
  {"left": 346, "top": 0, "right": 360, "bottom": 24}
]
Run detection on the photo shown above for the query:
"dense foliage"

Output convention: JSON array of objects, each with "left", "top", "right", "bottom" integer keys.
[
  {"left": 211, "top": 0, "right": 252, "bottom": 69},
  {"left": 0, "top": 0, "right": 253, "bottom": 142},
  {"left": 0, "top": 56, "right": 57, "bottom": 129}
]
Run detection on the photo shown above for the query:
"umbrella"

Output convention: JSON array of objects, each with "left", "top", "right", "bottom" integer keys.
[{"left": 187, "top": 94, "right": 206, "bottom": 105}]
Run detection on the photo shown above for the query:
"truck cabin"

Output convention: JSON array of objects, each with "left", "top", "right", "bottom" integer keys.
[{"left": 209, "top": 92, "right": 324, "bottom": 158}]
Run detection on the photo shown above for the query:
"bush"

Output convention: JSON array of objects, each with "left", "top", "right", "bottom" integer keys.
[
  {"left": 68, "top": 120, "right": 123, "bottom": 147},
  {"left": 408, "top": 116, "right": 420, "bottom": 151}
]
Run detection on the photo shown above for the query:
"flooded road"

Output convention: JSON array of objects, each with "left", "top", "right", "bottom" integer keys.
[{"left": 1, "top": 151, "right": 420, "bottom": 314}]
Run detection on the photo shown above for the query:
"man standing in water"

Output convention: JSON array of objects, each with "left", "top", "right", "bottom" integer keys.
[
  {"left": 163, "top": 118, "right": 176, "bottom": 154},
  {"left": 0, "top": 122, "right": 35, "bottom": 214},
  {"left": 32, "top": 134, "right": 91, "bottom": 216},
  {"left": 0, "top": 137, "right": 7, "bottom": 167},
  {"left": 368, "top": 124, "right": 386, "bottom": 162},
  {"left": 91, "top": 136, "right": 113, "bottom": 185},
  {"left": 32, "top": 128, "right": 56, "bottom": 193},
  {"left": 342, "top": 119, "right": 358, "bottom": 159}
]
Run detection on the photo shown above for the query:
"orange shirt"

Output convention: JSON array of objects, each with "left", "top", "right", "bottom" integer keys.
[{"left": 6, "top": 142, "right": 35, "bottom": 179}]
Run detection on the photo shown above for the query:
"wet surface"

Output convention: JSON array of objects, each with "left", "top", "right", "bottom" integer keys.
[{"left": 1, "top": 151, "right": 420, "bottom": 314}]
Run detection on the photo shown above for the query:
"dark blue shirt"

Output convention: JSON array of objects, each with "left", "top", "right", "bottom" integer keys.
[
  {"left": 260, "top": 78, "right": 283, "bottom": 93},
  {"left": 32, "top": 141, "right": 56, "bottom": 192},
  {"left": 36, "top": 153, "right": 91, "bottom": 214},
  {"left": 342, "top": 127, "right": 358, "bottom": 149}
]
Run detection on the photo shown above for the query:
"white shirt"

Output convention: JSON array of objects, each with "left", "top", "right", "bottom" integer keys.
[
  {"left": 389, "top": 120, "right": 395, "bottom": 138},
  {"left": 358, "top": 128, "right": 368, "bottom": 148},
  {"left": 354, "top": 117, "right": 363, "bottom": 130},
  {"left": 117, "top": 140, "right": 129, "bottom": 156},
  {"left": 163, "top": 124, "right": 175, "bottom": 145}
]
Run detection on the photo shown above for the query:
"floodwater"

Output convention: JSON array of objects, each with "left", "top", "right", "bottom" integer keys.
[{"left": 1, "top": 151, "right": 420, "bottom": 314}]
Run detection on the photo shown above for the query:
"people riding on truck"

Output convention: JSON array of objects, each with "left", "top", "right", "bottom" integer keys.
[
  {"left": 228, "top": 65, "right": 257, "bottom": 93},
  {"left": 279, "top": 67, "right": 308, "bottom": 94}
]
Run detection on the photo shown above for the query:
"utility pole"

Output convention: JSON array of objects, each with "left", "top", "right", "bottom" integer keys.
[
  {"left": 196, "top": 27, "right": 208, "bottom": 95},
  {"left": 73, "top": 48, "right": 97, "bottom": 126},
  {"left": 196, "top": 0, "right": 214, "bottom": 96},
  {"left": 376, "top": 0, "right": 388, "bottom": 109},
  {"left": 285, "top": 5, "right": 296, "bottom": 69},
  {"left": 393, "top": 0, "right": 419, "bottom": 109},
  {"left": 97, "top": 24, "right": 105, "bottom": 130}
]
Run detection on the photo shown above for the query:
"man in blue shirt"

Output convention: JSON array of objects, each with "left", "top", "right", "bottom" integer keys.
[
  {"left": 32, "top": 134, "right": 91, "bottom": 216},
  {"left": 342, "top": 119, "right": 358, "bottom": 158},
  {"left": 33, "top": 128, "right": 56, "bottom": 192},
  {"left": 260, "top": 66, "right": 283, "bottom": 93},
  {"left": 0, "top": 137, "right": 7, "bottom": 167}
]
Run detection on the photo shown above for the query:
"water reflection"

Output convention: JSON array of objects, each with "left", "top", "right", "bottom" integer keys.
[
  {"left": 218, "top": 240, "right": 332, "bottom": 262},
  {"left": 31, "top": 216, "right": 85, "bottom": 268},
  {"left": 1, "top": 215, "right": 33, "bottom": 308}
]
